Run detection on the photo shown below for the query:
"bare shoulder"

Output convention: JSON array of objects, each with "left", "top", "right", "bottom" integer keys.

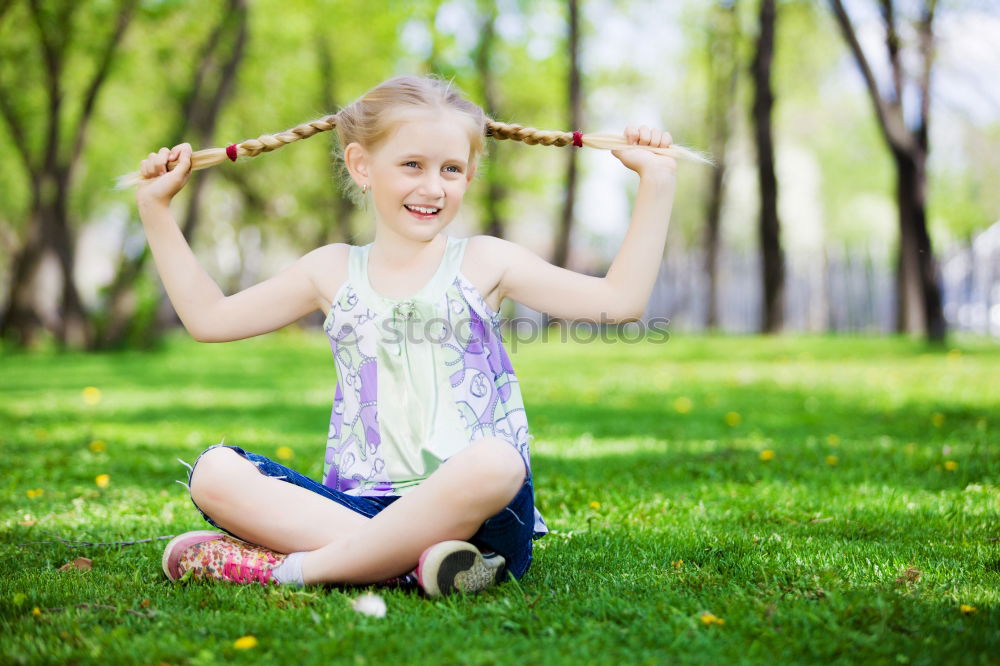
[
  {"left": 300, "top": 242, "right": 351, "bottom": 313},
  {"left": 462, "top": 235, "right": 517, "bottom": 311}
]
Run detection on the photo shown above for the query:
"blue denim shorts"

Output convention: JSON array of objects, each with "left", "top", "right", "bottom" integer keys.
[{"left": 182, "top": 445, "right": 536, "bottom": 581}]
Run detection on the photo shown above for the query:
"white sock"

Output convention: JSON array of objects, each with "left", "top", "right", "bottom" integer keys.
[{"left": 272, "top": 551, "right": 305, "bottom": 586}]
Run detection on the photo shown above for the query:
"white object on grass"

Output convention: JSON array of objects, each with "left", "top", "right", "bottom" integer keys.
[{"left": 351, "top": 593, "right": 387, "bottom": 618}]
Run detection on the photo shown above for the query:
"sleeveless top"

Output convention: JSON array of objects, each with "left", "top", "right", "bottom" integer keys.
[{"left": 321, "top": 235, "right": 547, "bottom": 537}]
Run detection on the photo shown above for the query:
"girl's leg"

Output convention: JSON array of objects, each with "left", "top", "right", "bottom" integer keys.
[
  {"left": 300, "top": 437, "right": 526, "bottom": 585},
  {"left": 189, "top": 447, "right": 369, "bottom": 553}
]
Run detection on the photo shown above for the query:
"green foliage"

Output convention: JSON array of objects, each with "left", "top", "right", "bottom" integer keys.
[{"left": 1, "top": 334, "right": 997, "bottom": 663}]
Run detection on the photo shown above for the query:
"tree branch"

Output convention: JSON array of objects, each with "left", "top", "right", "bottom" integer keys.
[
  {"left": 67, "top": 0, "right": 138, "bottom": 170},
  {"left": 829, "top": 0, "right": 913, "bottom": 152},
  {"left": 27, "top": 0, "right": 75, "bottom": 174},
  {"left": 0, "top": 84, "right": 38, "bottom": 180},
  {"left": 915, "top": 0, "right": 937, "bottom": 152}
]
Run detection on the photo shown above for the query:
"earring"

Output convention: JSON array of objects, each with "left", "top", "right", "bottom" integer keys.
[{"left": 361, "top": 183, "right": 370, "bottom": 194}]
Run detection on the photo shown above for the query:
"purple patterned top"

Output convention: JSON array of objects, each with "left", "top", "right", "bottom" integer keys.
[{"left": 321, "top": 235, "right": 547, "bottom": 536}]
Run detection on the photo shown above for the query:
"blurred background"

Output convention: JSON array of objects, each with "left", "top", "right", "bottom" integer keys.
[{"left": 1, "top": 0, "right": 998, "bottom": 351}]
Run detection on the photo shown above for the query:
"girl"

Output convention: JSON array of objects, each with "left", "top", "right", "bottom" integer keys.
[{"left": 132, "top": 75, "right": 683, "bottom": 596}]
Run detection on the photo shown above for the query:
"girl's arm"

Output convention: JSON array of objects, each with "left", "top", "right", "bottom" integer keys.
[
  {"left": 495, "top": 125, "right": 677, "bottom": 322},
  {"left": 137, "top": 144, "right": 330, "bottom": 343}
]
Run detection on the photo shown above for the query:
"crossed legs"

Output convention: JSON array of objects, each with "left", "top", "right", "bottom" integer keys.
[{"left": 188, "top": 437, "right": 526, "bottom": 585}]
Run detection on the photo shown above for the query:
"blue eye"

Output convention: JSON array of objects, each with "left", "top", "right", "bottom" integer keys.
[
  {"left": 404, "top": 161, "right": 419, "bottom": 168},
  {"left": 445, "top": 165, "right": 461, "bottom": 173}
]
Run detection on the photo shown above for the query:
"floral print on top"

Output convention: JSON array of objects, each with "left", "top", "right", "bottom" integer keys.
[{"left": 321, "top": 235, "right": 547, "bottom": 537}]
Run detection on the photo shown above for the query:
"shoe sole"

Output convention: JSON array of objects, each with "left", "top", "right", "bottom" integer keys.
[
  {"left": 418, "top": 541, "right": 504, "bottom": 597},
  {"left": 161, "top": 530, "right": 224, "bottom": 580}
]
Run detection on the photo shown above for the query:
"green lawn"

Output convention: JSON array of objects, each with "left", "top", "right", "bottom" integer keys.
[{"left": 1, "top": 331, "right": 997, "bottom": 665}]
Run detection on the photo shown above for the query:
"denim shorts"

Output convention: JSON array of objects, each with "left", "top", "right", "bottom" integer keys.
[{"left": 181, "top": 445, "right": 537, "bottom": 581}]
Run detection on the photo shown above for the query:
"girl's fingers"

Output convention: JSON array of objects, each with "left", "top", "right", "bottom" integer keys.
[{"left": 622, "top": 126, "right": 673, "bottom": 148}]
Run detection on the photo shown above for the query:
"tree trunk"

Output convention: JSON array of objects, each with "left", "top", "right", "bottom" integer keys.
[
  {"left": 0, "top": 0, "right": 136, "bottom": 349},
  {"left": 828, "top": 0, "right": 945, "bottom": 342},
  {"left": 97, "top": 0, "right": 247, "bottom": 348},
  {"left": 315, "top": 27, "right": 355, "bottom": 245},
  {"left": 553, "top": 0, "right": 581, "bottom": 270},
  {"left": 703, "top": 0, "right": 739, "bottom": 330},
  {"left": 475, "top": 0, "right": 508, "bottom": 239},
  {"left": 751, "top": 0, "right": 784, "bottom": 333}
]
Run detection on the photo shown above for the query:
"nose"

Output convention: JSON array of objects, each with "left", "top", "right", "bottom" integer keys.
[{"left": 417, "top": 171, "right": 445, "bottom": 199}]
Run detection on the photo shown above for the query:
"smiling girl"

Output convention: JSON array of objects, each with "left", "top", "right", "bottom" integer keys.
[{"left": 130, "top": 74, "right": 684, "bottom": 596}]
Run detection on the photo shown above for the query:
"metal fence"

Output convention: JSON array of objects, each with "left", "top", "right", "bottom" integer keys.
[{"left": 513, "top": 220, "right": 1000, "bottom": 338}]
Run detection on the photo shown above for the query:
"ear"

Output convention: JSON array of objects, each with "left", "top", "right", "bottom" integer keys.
[
  {"left": 343, "top": 142, "right": 371, "bottom": 187},
  {"left": 465, "top": 163, "right": 477, "bottom": 184}
]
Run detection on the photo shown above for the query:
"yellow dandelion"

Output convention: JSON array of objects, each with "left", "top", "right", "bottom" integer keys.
[
  {"left": 95, "top": 474, "right": 110, "bottom": 489},
  {"left": 825, "top": 456, "right": 839, "bottom": 466},
  {"left": 724, "top": 412, "right": 742, "bottom": 427},
  {"left": 82, "top": 386, "right": 102, "bottom": 406},
  {"left": 233, "top": 636, "right": 258, "bottom": 650},
  {"left": 826, "top": 434, "right": 840, "bottom": 446},
  {"left": 959, "top": 604, "right": 976, "bottom": 615},
  {"left": 946, "top": 349, "right": 961, "bottom": 361},
  {"left": 276, "top": 446, "right": 294, "bottom": 461},
  {"left": 699, "top": 612, "right": 725, "bottom": 626},
  {"left": 88, "top": 440, "right": 106, "bottom": 453},
  {"left": 673, "top": 396, "right": 693, "bottom": 414},
  {"left": 26, "top": 488, "right": 44, "bottom": 499},
  {"left": 32, "top": 607, "right": 41, "bottom": 617},
  {"left": 672, "top": 560, "right": 683, "bottom": 568},
  {"left": 759, "top": 449, "right": 775, "bottom": 462},
  {"left": 589, "top": 501, "right": 601, "bottom": 510},
  {"left": 931, "top": 413, "right": 945, "bottom": 428},
  {"left": 944, "top": 460, "right": 958, "bottom": 472}
]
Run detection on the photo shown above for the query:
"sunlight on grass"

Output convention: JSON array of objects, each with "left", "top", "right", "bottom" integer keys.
[{"left": 1, "top": 333, "right": 997, "bottom": 664}]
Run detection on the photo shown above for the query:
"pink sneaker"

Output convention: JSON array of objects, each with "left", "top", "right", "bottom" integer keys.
[
  {"left": 161, "top": 530, "right": 286, "bottom": 585},
  {"left": 416, "top": 541, "right": 507, "bottom": 597}
]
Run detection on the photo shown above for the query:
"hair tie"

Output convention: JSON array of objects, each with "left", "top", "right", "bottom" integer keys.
[
  {"left": 226, "top": 144, "right": 238, "bottom": 162},
  {"left": 572, "top": 131, "right": 583, "bottom": 148}
]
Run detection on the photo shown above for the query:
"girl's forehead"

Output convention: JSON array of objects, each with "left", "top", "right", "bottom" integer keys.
[{"left": 378, "top": 110, "right": 473, "bottom": 159}]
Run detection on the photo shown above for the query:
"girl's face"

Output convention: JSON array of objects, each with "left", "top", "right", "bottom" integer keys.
[{"left": 360, "top": 110, "right": 476, "bottom": 243}]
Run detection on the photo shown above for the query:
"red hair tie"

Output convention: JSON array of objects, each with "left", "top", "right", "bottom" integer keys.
[
  {"left": 572, "top": 131, "right": 583, "bottom": 148},
  {"left": 226, "top": 144, "right": 238, "bottom": 162}
]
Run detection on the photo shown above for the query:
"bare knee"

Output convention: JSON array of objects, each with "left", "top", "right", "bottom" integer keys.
[
  {"left": 457, "top": 438, "right": 526, "bottom": 509},
  {"left": 189, "top": 447, "right": 254, "bottom": 509}
]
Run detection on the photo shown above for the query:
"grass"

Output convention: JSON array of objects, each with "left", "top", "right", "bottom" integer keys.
[{"left": 1, "top": 330, "right": 998, "bottom": 665}]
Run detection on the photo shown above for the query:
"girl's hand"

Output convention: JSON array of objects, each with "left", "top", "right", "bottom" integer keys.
[
  {"left": 611, "top": 125, "right": 677, "bottom": 179},
  {"left": 136, "top": 143, "right": 192, "bottom": 207}
]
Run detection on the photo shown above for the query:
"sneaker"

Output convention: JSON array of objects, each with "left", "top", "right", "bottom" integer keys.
[
  {"left": 415, "top": 541, "right": 507, "bottom": 597},
  {"left": 162, "top": 530, "right": 286, "bottom": 585}
]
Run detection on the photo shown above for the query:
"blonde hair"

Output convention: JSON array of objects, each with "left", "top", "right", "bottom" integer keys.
[{"left": 117, "top": 74, "right": 709, "bottom": 192}]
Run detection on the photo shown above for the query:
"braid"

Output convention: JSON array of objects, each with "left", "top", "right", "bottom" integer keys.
[
  {"left": 231, "top": 114, "right": 339, "bottom": 157},
  {"left": 486, "top": 119, "right": 711, "bottom": 164},
  {"left": 486, "top": 121, "right": 576, "bottom": 147},
  {"left": 118, "top": 93, "right": 709, "bottom": 189},
  {"left": 115, "top": 114, "right": 341, "bottom": 189}
]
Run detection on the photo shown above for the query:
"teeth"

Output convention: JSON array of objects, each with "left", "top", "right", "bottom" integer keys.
[{"left": 407, "top": 205, "right": 439, "bottom": 214}]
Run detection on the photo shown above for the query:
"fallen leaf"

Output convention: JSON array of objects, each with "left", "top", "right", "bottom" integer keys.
[
  {"left": 895, "top": 566, "right": 922, "bottom": 584},
  {"left": 59, "top": 557, "right": 92, "bottom": 572}
]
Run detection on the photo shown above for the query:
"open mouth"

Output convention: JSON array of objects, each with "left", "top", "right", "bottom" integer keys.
[{"left": 404, "top": 204, "right": 441, "bottom": 218}]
